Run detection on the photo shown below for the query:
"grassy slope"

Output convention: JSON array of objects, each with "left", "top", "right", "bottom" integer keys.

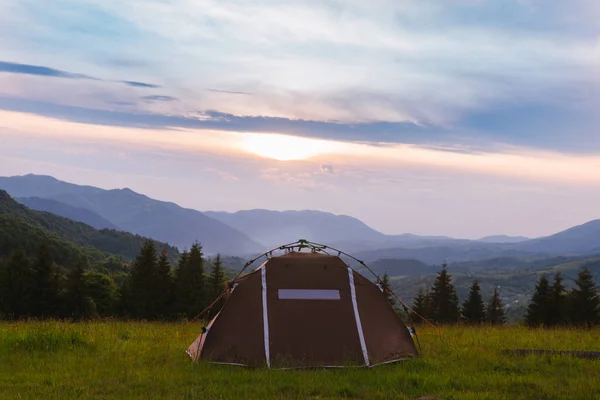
[{"left": 1, "top": 322, "right": 599, "bottom": 399}]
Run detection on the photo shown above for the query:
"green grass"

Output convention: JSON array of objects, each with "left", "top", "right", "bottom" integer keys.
[{"left": 1, "top": 322, "right": 599, "bottom": 399}]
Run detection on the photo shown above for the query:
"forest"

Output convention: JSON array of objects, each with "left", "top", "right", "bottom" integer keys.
[
  {"left": 0, "top": 240, "right": 229, "bottom": 321},
  {"left": 1, "top": 238, "right": 598, "bottom": 327}
]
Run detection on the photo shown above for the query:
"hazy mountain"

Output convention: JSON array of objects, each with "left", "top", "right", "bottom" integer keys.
[
  {"left": 0, "top": 189, "right": 179, "bottom": 264},
  {"left": 16, "top": 196, "right": 118, "bottom": 230},
  {"left": 204, "top": 209, "right": 472, "bottom": 252},
  {"left": 354, "top": 222, "right": 600, "bottom": 264},
  {"left": 478, "top": 235, "right": 530, "bottom": 243},
  {"left": 204, "top": 209, "right": 386, "bottom": 249},
  {"left": 0, "top": 174, "right": 104, "bottom": 198},
  {"left": 352, "top": 243, "right": 536, "bottom": 265},
  {"left": 3, "top": 174, "right": 600, "bottom": 261},
  {"left": 0, "top": 174, "right": 263, "bottom": 255},
  {"left": 516, "top": 220, "right": 600, "bottom": 255},
  {"left": 361, "top": 258, "right": 434, "bottom": 277}
]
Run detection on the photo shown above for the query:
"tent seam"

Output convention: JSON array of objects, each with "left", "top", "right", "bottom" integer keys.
[
  {"left": 261, "top": 266, "right": 271, "bottom": 368},
  {"left": 348, "top": 267, "right": 370, "bottom": 367}
]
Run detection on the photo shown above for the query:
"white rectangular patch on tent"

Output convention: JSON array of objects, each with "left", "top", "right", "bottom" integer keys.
[{"left": 278, "top": 289, "right": 341, "bottom": 300}]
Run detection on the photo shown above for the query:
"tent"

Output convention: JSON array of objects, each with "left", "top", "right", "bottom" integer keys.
[{"left": 186, "top": 245, "right": 419, "bottom": 368}]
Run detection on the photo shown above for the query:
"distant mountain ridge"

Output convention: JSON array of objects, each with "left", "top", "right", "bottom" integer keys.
[
  {"left": 16, "top": 196, "right": 118, "bottom": 230},
  {"left": 204, "top": 209, "right": 386, "bottom": 249},
  {"left": 0, "top": 174, "right": 262, "bottom": 255},
  {"left": 1, "top": 174, "right": 599, "bottom": 263},
  {"left": 0, "top": 189, "right": 179, "bottom": 265},
  {"left": 513, "top": 219, "right": 600, "bottom": 255},
  {"left": 477, "top": 235, "right": 530, "bottom": 243}
]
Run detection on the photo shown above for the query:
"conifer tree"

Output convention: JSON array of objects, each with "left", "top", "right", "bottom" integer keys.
[
  {"left": 209, "top": 254, "right": 226, "bottom": 300},
  {"left": 461, "top": 280, "right": 486, "bottom": 324},
  {"left": 380, "top": 272, "right": 395, "bottom": 307},
  {"left": 569, "top": 267, "right": 600, "bottom": 327},
  {"left": 548, "top": 272, "right": 567, "bottom": 326},
  {"left": 486, "top": 287, "right": 506, "bottom": 325},
  {"left": 156, "top": 249, "right": 174, "bottom": 319},
  {"left": 175, "top": 243, "right": 206, "bottom": 319},
  {"left": 524, "top": 274, "right": 551, "bottom": 327},
  {"left": 62, "top": 259, "right": 97, "bottom": 321},
  {"left": 411, "top": 287, "right": 432, "bottom": 323},
  {"left": 173, "top": 250, "right": 188, "bottom": 317},
  {"left": 0, "top": 248, "right": 33, "bottom": 320},
  {"left": 208, "top": 254, "right": 226, "bottom": 316},
  {"left": 30, "top": 243, "right": 60, "bottom": 318},
  {"left": 429, "top": 264, "right": 460, "bottom": 323},
  {"left": 117, "top": 278, "right": 134, "bottom": 318},
  {"left": 85, "top": 271, "right": 118, "bottom": 317},
  {"left": 128, "top": 240, "right": 159, "bottom": 319}
]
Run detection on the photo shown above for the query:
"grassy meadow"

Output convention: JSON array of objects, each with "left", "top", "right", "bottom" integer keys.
[{"left": 1, "top": 321, "right": 599, "bottom": 400}]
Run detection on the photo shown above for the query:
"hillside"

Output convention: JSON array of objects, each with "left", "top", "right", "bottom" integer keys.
[
  {"left": 16, "top": 196, "right": 118, "bottom": 230},
  {"left": 0, "top": 190, "right": 179, "bottom": 265},
  {"left": 516, "top": 220, "right": 600, "bottom": 255},
  {"left": 2, "top": 174, "right": 600, "bottom": 261},
  {"left": 0, "top": 175, "right": 263, "bottom": 255},
  {"left": 360, "top": 258, "right": 434, "bottom": 277},
  {"left": 352, "top": 242, "right": 537, "bottom": 265},
  {"left": 204, "top": 209, "right": 386, "bottom": 248}
]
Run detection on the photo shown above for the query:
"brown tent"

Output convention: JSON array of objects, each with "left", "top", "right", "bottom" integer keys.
[{"left": 187, "top": 251, "right": 418, "bottom": 368}]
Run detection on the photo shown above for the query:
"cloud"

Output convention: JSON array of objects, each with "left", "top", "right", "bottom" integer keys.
[
  {"left": 0, "top": 1, "right": 599, "bottom": 154},
  {"left": 259, "top": 168, "right": 335, "bottom": 190},
  {"left": 141, "top": 95, "right": 177, "bottom": 101},
  {"left": 319, "top": 165, "right": 335, "bottom": 175},
  {"left": 2, "top": 95, "right": 599, "bottom": 154},
  {"left": 0, "top": 61, "right": 94, "bottom": 80},
  {"left": 203, "top": 168, "right": 240, "bottom": 181},
  {"left": 206, "top": 89, "right": 252, "bottom": 95},
  {"left": 121, "top": 80, "right": 161, "bottom": 88},
  {"left": 0, "top": 60, "right": 160, "bottom": 89}
]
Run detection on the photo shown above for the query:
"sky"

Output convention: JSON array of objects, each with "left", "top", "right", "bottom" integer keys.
[{"left": 0, "top": 0, "right": 599, "bottom": 239}]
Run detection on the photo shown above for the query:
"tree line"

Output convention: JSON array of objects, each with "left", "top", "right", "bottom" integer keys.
[
  {"left": 2, "top": 241, "right": 598, "bottom": 327},
  {"left": 0, "top": 240, "right": 228, "bottom": 321},
  {"left": 524, "top": 270, "right": 600, "bottom": 327},
  {"left": 407, "top": 264, "right": 599, "bottom": 327}
]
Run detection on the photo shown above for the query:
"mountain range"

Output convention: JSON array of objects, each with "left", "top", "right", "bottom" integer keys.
[
  {"left": 1, "top": 174, "right": 599, "bottom": 262},
  {"left": 0, "top": 189, "right": 179, "bottom": 266},
  {"left": 0, "top": 174, "right": 262, "bottom": 255}
]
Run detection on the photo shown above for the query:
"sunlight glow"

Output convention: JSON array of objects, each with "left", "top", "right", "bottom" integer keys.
[{"left": 240, "top": 133, "right": 341, "bottom": 161}]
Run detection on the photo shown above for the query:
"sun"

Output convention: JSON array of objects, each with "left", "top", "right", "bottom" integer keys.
[{"left": 240, "top": 133, "right": 338, "bottom": 161}]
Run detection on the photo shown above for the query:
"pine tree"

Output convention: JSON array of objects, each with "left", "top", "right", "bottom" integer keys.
[
  {"left": 175, "top": 243, "right": 206, "bottom": 319},
  {"left": 30, "top": 243, "right": 60, "bottom": 318},
  {"left": 117, "top": 278, "right": 134, "bottom": 318},
  {"left": 380, "top": 272, "right": 395, "bottom": 307},
  {"left": 62, "top": 259, "right": 97, "bottom": 321},
  {"left": 209, "top": 254, "right": 226, "bottom": 300},
  {"left": 156, "top": 249, "right": 174, "bottom": 319},
  {"left": 208, "top": 254, "right": 226, "bottom": 317},
  {"left": 461, "top": 280, "right": 486, "bottom": 324},
  {"left": 486, "top": 287, "right": 506, "bottom": 325},
  {"left": 429, "top": 263, "right": 460, "bottom": 323},
  {"left": 524, "top": 274, "right": 551, "bottom": 327},
  {"left": 411, "top": 287, "right": 432, "bottom": 323},
  {"left": 548, "top": 272, "right": 567, "bottom": 326},
  {"left": 173, "top": 250, "right": 188, "bottom": 318},
  {"left": 128, "top": 240, "right": 159, "bottom": 319},
  {"left": 85, "top": 271, "right": 118, "bottom": 317},
  {"left": 0, "top": 248, "right": 34, "bottom": 320},
  {"left": 569, "top": 267, "right": 600, "bottom": 327}
]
